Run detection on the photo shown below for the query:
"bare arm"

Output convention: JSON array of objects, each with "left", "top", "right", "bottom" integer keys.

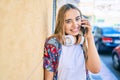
[
  {"left": 81, "top": 19, "right": 101, "bottom": 73},
  {"left": 86, "top": 32, "right": 101, "bottom": 73},
  {"left": 44, "top": 69, "right": 54, "bottom": 80}
]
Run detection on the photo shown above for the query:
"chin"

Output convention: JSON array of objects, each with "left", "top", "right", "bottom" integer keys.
[
  {"left": 72, "top": 33, "right": 79, "bottom": 36},
  {"left": 66, "top": 31, "right": 79, "bottom": 36}
]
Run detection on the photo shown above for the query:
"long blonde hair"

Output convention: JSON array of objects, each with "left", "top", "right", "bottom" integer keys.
[{"left": 54, "top": 4, "right": 88, "bottom": 60}]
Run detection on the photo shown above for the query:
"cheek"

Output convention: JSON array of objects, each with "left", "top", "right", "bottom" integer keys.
[
  {"left": 64, "top": 25, "right": 71, "bottom": 34},
  {"left": 64, "top": 23, "right": 71, "bottom": 29}
]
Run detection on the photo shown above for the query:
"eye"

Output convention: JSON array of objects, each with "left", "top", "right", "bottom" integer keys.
[
  {"left": 65, "top": 20, "right": 71, "bottom": 24},
  {"left": 76, "top": 17, "right": 81, "bottom": 21}
]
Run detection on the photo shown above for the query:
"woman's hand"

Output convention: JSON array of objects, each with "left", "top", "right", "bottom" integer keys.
[{"left": 81, "top": 19, "right": 93, "bottom": 38}]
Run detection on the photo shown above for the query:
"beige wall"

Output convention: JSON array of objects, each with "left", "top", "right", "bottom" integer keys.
[{"left": 0, "top": 0, "right": 53, "bottom": 80}]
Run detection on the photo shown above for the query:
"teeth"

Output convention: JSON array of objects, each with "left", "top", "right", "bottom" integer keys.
[{"left": 72, "top": 29, "right": 78, "bottom": 32}]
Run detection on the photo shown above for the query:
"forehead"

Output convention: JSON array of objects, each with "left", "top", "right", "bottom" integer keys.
[{"left": 64, "top": 9, "right": 80, "bottom": 19}]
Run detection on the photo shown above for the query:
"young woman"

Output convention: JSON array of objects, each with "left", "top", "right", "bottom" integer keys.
[{"left": 43, "top": 4, "right": 101, "bottom": 80}]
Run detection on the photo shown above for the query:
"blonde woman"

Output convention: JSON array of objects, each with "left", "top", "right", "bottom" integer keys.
[{"left": 43, "top": 4, "right": 101, "bottom": 80}]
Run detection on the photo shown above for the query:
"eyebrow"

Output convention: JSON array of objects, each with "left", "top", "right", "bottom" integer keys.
[
  {"left": 65, "top": 16, "right": 81, "bottom": 22},
  {"left": 76, "top": 16, "right": 81, "bottom": 19}
]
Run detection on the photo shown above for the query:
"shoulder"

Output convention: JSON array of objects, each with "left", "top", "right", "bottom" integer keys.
[
  {"left": 45, "top": 36, "right": 61, "bottom": 50},
  {"left": 43, "top": 36, "right": 61, "bottom": 72}
]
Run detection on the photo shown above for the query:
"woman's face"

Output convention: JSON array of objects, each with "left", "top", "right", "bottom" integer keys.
[{"left": 64, "top": 9, "right": 81, "bottom": 36}]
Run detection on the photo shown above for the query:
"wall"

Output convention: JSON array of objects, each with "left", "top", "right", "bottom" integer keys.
[{"left": 0, "top": 0, "right": 53, "bottom": 80}]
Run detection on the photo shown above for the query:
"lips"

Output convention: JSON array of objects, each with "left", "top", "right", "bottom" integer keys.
[
  {"left": 72, "top": 29, "right": 79, "bottom": 32},
  {"left": 70, "top": 27, "right": 80, "bottom": 32}
]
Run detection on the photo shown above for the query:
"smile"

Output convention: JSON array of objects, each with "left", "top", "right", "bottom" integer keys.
[{"left": 70, "top": 27, "right": 80, "bottom": 32}]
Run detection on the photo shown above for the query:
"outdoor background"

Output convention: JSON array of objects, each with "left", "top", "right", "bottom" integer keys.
[{"left": 0, "top": 0, "right": 120, "bottom": 80}]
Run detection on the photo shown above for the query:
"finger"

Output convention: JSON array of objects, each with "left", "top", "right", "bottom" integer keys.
[
  {"left": 81, "top": 24, "right": 91, "bottom": 29},
  {"left": 81, "top": 19, "right": 88, "bottom": 22},
  {"left": 81, "top": 20, "right": 90, "bottom": 26}
]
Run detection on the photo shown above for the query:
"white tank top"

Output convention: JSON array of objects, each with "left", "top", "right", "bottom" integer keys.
[{"left": 58, "top": 44, "right": 86, "bottom": 80}]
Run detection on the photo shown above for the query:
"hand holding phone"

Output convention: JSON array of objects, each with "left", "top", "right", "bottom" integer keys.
[
  {"left": 80, "top": 16, "right": 89, "bottom": 35},
  {"left": 80, "top": 24, "right": 88, "bottom": 35}
]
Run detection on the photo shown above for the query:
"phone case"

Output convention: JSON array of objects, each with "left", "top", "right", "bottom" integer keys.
[{"left": 80, "top": 26, "right": 87, "bottom": 35}]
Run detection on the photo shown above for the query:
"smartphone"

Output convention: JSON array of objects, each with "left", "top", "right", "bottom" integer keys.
[
  {"left": 80, "top": 25, "right": 88, "bottom": 35},
  {"left": 80, "top": 16, "right": 88, "bottom": 35}
]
